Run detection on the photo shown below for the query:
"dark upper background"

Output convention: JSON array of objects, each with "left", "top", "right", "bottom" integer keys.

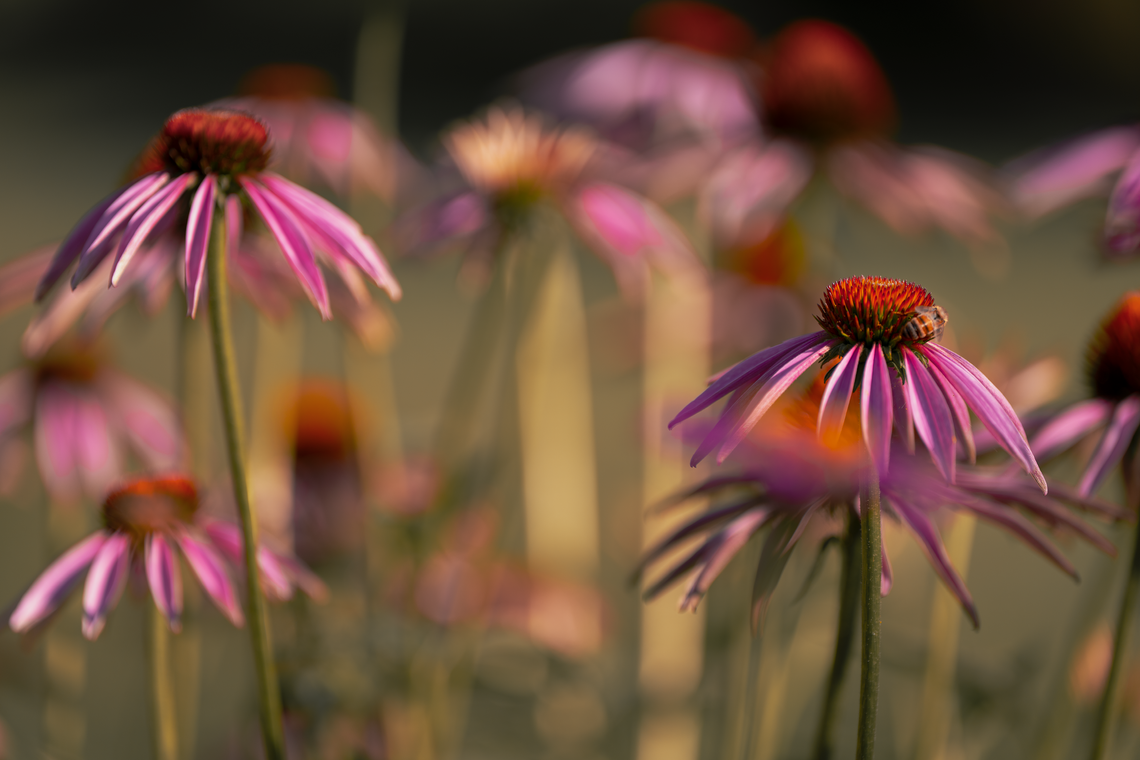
[{"left": 0, "top": 0, "right": 1137, "bottom": 162}]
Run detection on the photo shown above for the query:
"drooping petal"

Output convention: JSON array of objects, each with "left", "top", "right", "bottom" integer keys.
[
  {"left": 33, "top": 383, "right": 80, "bottom": 503},
  {"left": 891, "top": 369, "right": 915, "bottom": 453},
  {"left": 818, "top": 344, "right": 861, "bottom": 443},
  {"left": 669, "top": 331, "right": 830, "bottom": 429},
  {"left": 861, "top": 343, "right": 894, "bottom": 473},
  {"left": 928, "top": 360, "right": 976, "bottom": 464},
  {"left": 176, "top": 530, "right": 244, "bottom": 627},
  {"left": 903, "top": 349, "right": 957, "bottom": 483},
  {"left": 239, "top": 177, "right": 331, "bottom": 318},
  {"left": 98, "top": 372, "right": 182, "bottom": 470},
  {"left": 961, "top": 497, "right": 1081, "bottom": 579},
  {"left": 678, "top": 510, "right": 769, "bottom": 613},
  {"left": 1030, "top": 398, "right": 1114, "bottom": 461},
  {"left": 184, "top": 174, "right": 217, "bottom": 318},
  {"left": 81, "top": 532, "right": 131, "bottom": 640},
  {"left": 1079, "top": 396, "right": 1140, "bottom": 497},
  {"left": 73, "top": 395, "right": 121, "bottom": 502},
  {"left": 10, "top": 531, "right": 106, "bottom": 633},
  {"left": 749, "top": 518, "right": 798, "bottom": 632},
  {"left": 635, "top": 499, "right": 762, "bottom": 575},
  {"left": 924, "top": 344, "right": 1046, "bottom": 493},
  {"left": 145, "top": 533, "right": 183, "bottom": 632},
  {"left": 892, "top": 501, "right": 979, "bottom": 629},
  {"left": 72, "top": 173, "right": 171, "bottom": 288},
  {"left": 111, "top": 173, "right": 195, "bottom": 287},
  {"left": 36, "top": 195, "right": 122, "bottom": 300}
]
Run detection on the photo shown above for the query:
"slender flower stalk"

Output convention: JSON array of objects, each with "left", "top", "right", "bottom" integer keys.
[
  {"left": 856, "top": 471, "right": 881, "bottom": 760},
  {"left": 813, "top": 515, "right": 861, "bottom": 760},
  {"left": 149, "top": 602, "right": 179, "bottom": 760},
  {"left": 206, "top": 216, "right": 285, "bottom": 759}
]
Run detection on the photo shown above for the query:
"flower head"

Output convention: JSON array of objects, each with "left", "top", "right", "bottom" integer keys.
[
  {"left": 37, "top": 108, "right": 400, "bottom": 320},
  {"left": 8, "top": 474, "right": 323, "bottom": 640},
  {"left": 670, "top": 276, "right": 1045, "bottom": 490},
  {"left": 632, "top": 1, "right": 756, "bottom": 58}
]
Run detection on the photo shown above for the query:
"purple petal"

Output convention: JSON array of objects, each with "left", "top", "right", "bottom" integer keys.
[
  {"left": 861, "top": 343, "right": 894, "bottom": 474},
  {"left": 1079, "top": 396, "right": 1140, "bottom": 497},
  {"left": 904, "top": 349, "right": 957, "bottom": 483},
  {"left": 818, "top": 344, "right": 861, "bottom": 443},
  {"left": 892, "top": 502, "right": 979, "bottom": 628},
  {"left": 10, "top": 531, "right": 106, "bottom": 632},
  {"left": 637, "top": 500, "right": 761, "bottom": 572},
  {"left": 881, "top": 535, "right": 893, "bottom": 596},
  {"left": 145, "top": 533, "right": 183, "bottom": 632},
  {"left": 962, "top": 497, "right": 1080, "bottom": 578},
  {"left": 679, "top": 510, "right": 769, "bottom": 612},
  {"left": 176, "top": 529, "right": 244, "bottom": 627},
  {"left": 81, "top": 532, "right": 131, "bottom": 639},
  {"left": 111, "top": 173, "right": 195, "bottom": 287},
  {"left": 37, "top": 192, "right": 123, "bottom": 300},
  {"left": 72, "top": 173, "right": 171, "bottom": 288},
  {"left": 184, "top": 175, "right": 217, "bottom": 318},
  {"left": 928, "top": 360, "right": 976, "bottom": 464},
  {"left": 1031, "top": 399, "right": 1113, "bottom": 461},
  {"left": 669, "top": 331, "right": 829, "bottom": 429},
  {"left": 225, "top": 194, "right": 244, "bottom": 264},
  {"left": 1009, "top": 127, "right": 1140, "bottom": 217},
  {"left": 240, "top": 177, "right": 331, "bottom": 318},
  {"left": 923, "top": 344, "right": 1046, "bottom": 493},
  {"left": 34, "top": 383, "right": 80, "bottom": 503},
  {"left": 892, "top": 370, "right": 915, "bottom": 453},
  {"left": 1106, "top": 150, "right": 1140, "bottom": 254}
]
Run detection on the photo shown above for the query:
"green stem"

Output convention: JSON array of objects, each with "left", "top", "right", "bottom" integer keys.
[
  {"left": 856, "top": 471, "right": 882, "bottom": 760},
  {"left": 814, "top": 512, "right": 862, "bottom": 760},
  {"left": 149, "top": 603, "right": 179, "bottom": 760},
  {"left": 206, "top": 214, "right": 285, "bottom": 760}
]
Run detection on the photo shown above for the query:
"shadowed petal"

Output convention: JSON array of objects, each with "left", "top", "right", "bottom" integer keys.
[
  {"left": 1031, "top": 398, "right": 1114, "bottom": 461},
  {"left": 74, "top": 395, "right": 120, "bottom": 502},
  {"left": 861, "top": 343, "right": 893, "bottom": 473},
  {"left": 904, "top": 349, "right": 957, "bottom": 483},
  {"left": 73, "top": 173, "right": 171, "bottom": 288},
  {"left": 818, "top": 344, "right": 861, "bottom": 443},
  {"left": 81, "top": 532, "right": 131, "bottom": 640},
  {"left": 273, "top": 555, "right": 329, "bottom": 603},
  {"left": 184, "top": 175, "right": 217, "bottom": 318},
  {"left": 37, "top": 193, "right": 123, "bottom": 300},
  {"left": 962, "top": 497, "right": 1080, "bottom": 579},
  {"left": 635, "top": 499, "right": 763, "bottom": 576},
  {"left": 176, "top": 530, "right": 244, "bottom": 627},
  {"left": 34, "top": 383, "right": 80, "bottom": 503},
  {"left": 112, "top": 173, "right": 195, "bottom": 287},
  {"left": 1079, "top": 396, "right": 1140, "bottom": 497},
  {"left": 1008, "top": 127, "right": 1140, "bottom": 217},
  {"left": 749, "top": 518, "right": 798, "bottom": 632},
  {"left": 928, "top": 360, "right": 976, "bottom": 463},
  {"left": 892, "top": 501, "right": 979, "bottom": 629},
  {"left": 678, "top": 510, "right": 769, "bottom": 613},
  {"left": 145, "top": 533, "right": 183, "bottom": 632},
  {"left": 10, "top": 531, "right": 106, "bottom": 632},
  {"left": 892, "top": 370, "right": 915, "bottom": 453}
]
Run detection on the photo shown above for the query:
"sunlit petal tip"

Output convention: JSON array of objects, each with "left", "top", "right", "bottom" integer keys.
[
  {"left": 81, "top": 532, "right": 131, "bottom": 640},
  {"left": 9, "top": 532, "right": 107, "bottom": 633},
  {"left": 176, "top": 530, "right": 244, "bottom": 628}
]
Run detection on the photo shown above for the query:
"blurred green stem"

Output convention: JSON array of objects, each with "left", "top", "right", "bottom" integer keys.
[
  {"left": 813, "top": 512, "right": 862, "bottom": 760},
  {"left": 207, "top": 214, "right": 285, "bottom": 760},
  {"left": 149, "top": 603, "right": 178, "bottom": 760},
  {"left": 856, "top": 472, "right": 881, "bottom": 760}
]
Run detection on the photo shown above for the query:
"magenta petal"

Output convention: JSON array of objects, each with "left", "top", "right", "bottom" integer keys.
[
  {"left": 1031, "top": 398, "right": 1114, "bottom": 461},
  {"left": 1079, "top": 396, "right": 1140, "bottom": 497},
  {"left": 10, "top": 531, "right": 106, "bottom": 632},
  {"left": 963, "top": 497, "right": 1080, "bottom": 578},
  {"left": 176, "top": 530, "right": 244, "bottom": 626},
  {"left": 37, "top": 191, "right": 124, "bottom": 300},
  {"left": 72, "top": 173, "right": 171, "bottom": 288},
  {"left": 255, "top": 549, "right": 294, "bottom": 602},
  {"left": 225, "top": 194, "right": 244, "bottom": 264},
  {"left": 880, "top": 535, "right": 893, "bottom": 596},
  {"left": 184, "top": 175, "right": 217, "bottom": 318},
  {"left": 669, "top": 332, "right": 829, "bottom": 429},
  {"left": 891, "top": 370, "right": 915, "bottom": 453},
  {"left": 240, "top": 177, "right": 331, "bottom": 318},
  {"left": 893, "top": 502, "right": 979, "bottom": 628},
  {"left": 112, "top": 173, "right": 195, "bottom": 287},
  {"left": 861, "top": 344, "right": 894, "bottom": 474},
  {"left": 818, "top": 344, "right": 861, "bottom": 443},
  {"left": 1010, "top": 127, "right": 1140, "bottom": 217},
  {"left": 904, "top": 349, "right": 957, "bottom": 483},
  {"left": 81, "top": 532, "right": 131, "bottom": 640},
  {"left": 924, "top": 344, "right": 1046, "bottom": 493},
  {"left": 145, "top": 533, "right": 183, "bottom": 632},
  {"left": 678, "top": 510, "right": 768, "bottom": 612},
  {"left": 928, "top": 360, "right": 976, "bottom": 464}
]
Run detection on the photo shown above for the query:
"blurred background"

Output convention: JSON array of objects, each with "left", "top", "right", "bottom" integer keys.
[{"left": 1, "top": 1, "right": 1140, "bottom": 759}]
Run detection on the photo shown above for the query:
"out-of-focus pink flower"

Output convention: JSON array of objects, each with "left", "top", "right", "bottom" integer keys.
[
  {"left": 671, "top": 276, "right": 1045, "bottom": 490},
  {"left": 1008, "top": 126, "right": 1140, "bottom": 256},
  {"left": 401, "top": 105, "right": 701, "bottom": 298},
  {"left": 0, "top": 344, "right": 181, "bottom": 503},
  {"left": 650, "top": 376, "right": 1119, "bottom": 628},
  {"left": 37, "top": 109, "right": 400, "bottom": 321},
  {"left": 7, "top": 475, "right": 323, "bottom": 640}
]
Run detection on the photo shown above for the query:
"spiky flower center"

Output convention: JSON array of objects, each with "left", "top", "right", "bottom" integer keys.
[
  {"left": 34, "top": 344, "right": 101, "bottom": 385},
  {"left": 102, "top": 475, "right": 199, "bottom": 542},
  {"left": 285, "top": 380, "right": 358, "bottom": 462},
  {"left": 633, "top": 1, "right": 756, "bottom": 58},
  {"left": 238, "top": 64, "right": 337, "bottom": 100},
  {"left": 135, "top": 109, "right": 272, "bottom": 179},
  {"left": 1088, "top": 293, "right": 1140, "bottom": 400},
  {"left": 762, "top": 20, "right": 894, "bottom": 144}
]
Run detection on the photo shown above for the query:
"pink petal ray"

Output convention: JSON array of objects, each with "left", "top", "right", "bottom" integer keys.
[
  {"left": 1079, "top": 396, "right": 1140, "bottom": 497},
  {"left": 184, "top": 175, "right": 217, "bottom": 318},
  {"left": 99, "top": 372, "right": 182, "bottom": 470},
  {"left": 678, "top": 510, "right": 769, "bottom": 613},
  {"left": 145, "top": 533, "right": 183, "bottom": 632},
  {"left": 818, "top": 344, "right": 862, "bottom": 443},
  {"left": 928, "top": 360, "right": 976, "bottom": 464},
  {"left": 225, "top": 194, "right": 244, "bottom": 265},
  {"left": 112, "top": 173, "right": 195, "bottom": 287},
  {"left": 74, "top": 394, "right": 121, "bottom": 502},
  {"left": 81, "top": 532, "right": 130, "bottom": 640},
  {"left": 176, "top": 529, "right": 244, "bottom": 627},
  {"left": 1030, "top": 398, "right": 1114, "bottom": 461},
  {"left": 34, "top": 383, "right": 80, "bottom": 503},
  {"left": 1105, "top": 150, "right": 1140, "bottom": 254},
  {"left": 903, "top": 349, "right": 957, "bottom": 483},
  {"left": 861, "top": 343, "right": 894, "bottom": 474},
  {"left": 961, "top": 496, "right": 1080, "bottom": 578},
  {"left": 37, "top": 192, "right": 123, "bottom": 300},
  {"left": 72, "top": 173, "right": 170, "bottom": 288},
  {"left": 892, "top": 502, "right": 979, "bottom": 628},
  {"left": 891, "top": 369, "right": 915, "bottom": 453},
  {"left": 1009, "top": 127, "right": 1140, "bottom": 217},
  {"left": 10, "top": 531, "right": 106, "bottom": 632}
]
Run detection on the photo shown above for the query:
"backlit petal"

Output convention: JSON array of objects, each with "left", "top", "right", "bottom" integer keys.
[
  {"left": 81, "top": 532, "right": 130, "bottom": 640},
  {"left": 10, "top": 531, "right": 106, "bottom": 633}
]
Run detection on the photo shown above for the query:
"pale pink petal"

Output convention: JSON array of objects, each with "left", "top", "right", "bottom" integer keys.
[
  {"left": 33, "top": 383, "right": 80, "bottom": 503},
  {"left": 10, "top": 531, "right": 106, "bottom": 633},
  {"left": 145, "top": 533, "right": 183, "bottom": 632},
  {"left": 72, "top": 173, "right": 171, "bottom": 288},
  {"left": 81, "top": 532, "right": 131, "bottom": 640},
  {"left": 98, "top": 372, "right": 182, "bottom": 470},
  {"left": 892, "top": 370, "right": 915, "bottom": 453},
  {"left": 0, "top": 245, "right": 54, "bottom": 315},
  {"left": 23, "top": 273, "right": 107, "bottom": 359},
  {"left": 184, "top": 175, "right": 217, "bottom": 318},
  {"left": 73, "top": 395, "right": 121, "bottom": 502},
  {"left": 1031, "top": 398, "right": 1114, "bottom": 461},
  {"left": 928, "top": 360, "right": 976, "bottom": 463},
  {"left": 1079, "top": 396, "right": 1140, "bottom": 497},
  {"left": 904, "top": 349, "right": 957, "bottom": 483},
  {"left": 112, "top": 173, "right": 196, "bottom": 287},
  {"left": 861, "top": 343, "right": 894, "bottom": 474},
  {"left": 176, "top": 529, "right": 244, "bottom": 627},
  {"left": 1008, "top": 127, "right": 1140, "bottom": 217},
  {"left": 818, "top": 344, "right": 861, "bottom": 442},
  {"left": 225, "top": 194, "right": 244, "bottom": 264}
]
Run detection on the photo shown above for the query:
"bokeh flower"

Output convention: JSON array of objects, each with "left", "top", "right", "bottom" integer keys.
[
  {"left": 0, "top": 343, "right": 181, "bottom": 503},
  {"left": 36, "top": 108, "right": 401, "bottom": 320},
  {"left": 646, "top": 378, "right": 1118, "bottom": 627},
  {"left": 670, "top": 276, "right": 1045, "bottom": 489}
]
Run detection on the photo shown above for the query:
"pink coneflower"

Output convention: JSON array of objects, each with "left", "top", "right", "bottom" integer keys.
[
  {"left": 404, "top": 105, "right": 699, "bottom": 297},
  {"left": 8, "top": 475, "right": 323, "bottom": 640},
  {"left": 35, "top": 108, "right": 401, "bottom": 320},
  {"left": 1030, "top": 293, "right": 1140, "bottom": 496},
  {"left": 0, "top": 344, "right": 181, "bottom": 503},
  {"left": 670, "top": 276, "right": 1045, "bottom": 490},
  {"left": 646, "top": 380, "right": 1118, "bottom": 627}
]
